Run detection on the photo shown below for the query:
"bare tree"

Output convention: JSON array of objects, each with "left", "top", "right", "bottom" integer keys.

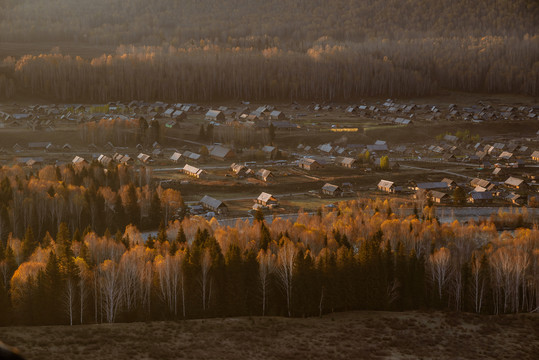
[
  {"left": 277, "top": 239, "right": 296, "bottom": 317},
  {"left": 64, "top": 276, "right": 76, "bottom": 326},
  {"left": 155, "top": 252, "right": 185, "bottom": 317},
  {"left": 429, "top": 247, "right": 452, "bottom": 300},
  {"left": 99, "top": 260, "right": 122, "bottom": 323},
  {"left": 257, "top": 249, "right": 275, "bottom": 316},
  {"left": 200, "top": 248, "right": 212, "bottom": 312}
]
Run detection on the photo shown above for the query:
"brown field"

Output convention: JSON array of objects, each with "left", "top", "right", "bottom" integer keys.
[{"left": 0, "top": 311, "right": 537, "bottom": 360}]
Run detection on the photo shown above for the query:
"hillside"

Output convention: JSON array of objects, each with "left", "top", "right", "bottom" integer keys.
[
  {"left": 0, "top": 0, "right": 538, "bottom": 102},
  {"left": 0, "top": 311, "right": 537, "bottom": 359},
  {"left": 0, "top": 0, "right": 538, "bottom": 47}
]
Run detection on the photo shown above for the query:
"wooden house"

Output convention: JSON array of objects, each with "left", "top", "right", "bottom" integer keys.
[
  {"left": 200, "top": 195, "right": 228, "bottom": 215},
  {"left": 298, "top": 157, "right": 322, "bottom": 170},
  {"left": 321, "top": 183, "right": 342, "bottom": 197}
]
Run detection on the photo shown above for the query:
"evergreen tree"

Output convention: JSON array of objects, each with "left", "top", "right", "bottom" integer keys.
[
  {"left": 124, "top": 183, "right": 140, "bottom": 227},
  {"left": 176, "top": 225, "right": 187, "bottom": 245},
  {"left": 149, "top": 191, "right": 162, "bottom": 228},
  {"left": 157, "top": 221, "right": 167, "bottom": 243},
  {"left": 43, "top": 252, "right": 63, "bottom": 324},
  {"left": 22, "top": 226, "right": 37, "bottom": 260}
]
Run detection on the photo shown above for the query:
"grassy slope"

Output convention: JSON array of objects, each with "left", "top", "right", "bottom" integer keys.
[{"left": 0, "top": 311, "right": 537, "bottom": 359}]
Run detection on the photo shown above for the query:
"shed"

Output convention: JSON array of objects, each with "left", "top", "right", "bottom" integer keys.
[
  {"left": 256, "top": 192, "right": 278, "bottom": 207},
  {"left": 200, "top": 195, "right": 228, "bottom": 215},
  {"left": 205, "top": 110, "right": 225, "bottom": 122},
  {"left": 378, "top": 180, "right": 396, "bottom": 193},
  {"left": 209, "top": 145, "right": 235, "bottom": 161},
  {"left": 255, "top": 169, "right": 273, "bottom": 182},
  {"left": 504, "top": 177, "right": 527, "bottom": 189},
  {"left": 298, "top": 157, "right": 322, "bottom": 170},
  {"left": 321, "top": 183, "right": 342, "bottom": 197},
  {"left": 183, "top": 164, "right": 206, "bottom": 178}
]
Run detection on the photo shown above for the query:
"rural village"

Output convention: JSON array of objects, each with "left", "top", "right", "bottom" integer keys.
[{"left": 0, "top": 97, "right": 537, "bottom": 226}]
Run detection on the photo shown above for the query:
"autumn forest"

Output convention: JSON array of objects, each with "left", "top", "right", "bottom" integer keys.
[
  {"left": 0, "top": 160, "right": 537, "bottom": 326},
  {"left": 0, "top": 0, "right": 538, "bottom": 101}
]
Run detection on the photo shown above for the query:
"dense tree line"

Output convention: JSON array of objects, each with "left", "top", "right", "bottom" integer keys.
[
  {"left": 0, "top": 163, "right": 183, "bottom": 245},
  {"left": 1, "top": 35, "right": 537, "bottom": 102},
  {"left": 0, "top": 198, "right": 537, "bottom": 326},
  {"left": 0, "top": 0, "right": 537, "bottom": 46}
]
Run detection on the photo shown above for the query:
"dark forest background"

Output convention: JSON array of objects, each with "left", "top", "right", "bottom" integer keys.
[{"left": 0, "top": 0, "right": 538, "bottom": 101}]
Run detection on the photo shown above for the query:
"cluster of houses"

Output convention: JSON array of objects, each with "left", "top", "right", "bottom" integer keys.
[
  {"left": 339, "top": 100, "right": 539, "bottom": 124},
  {"left": 377, "top": 174, "right": 537, "bottom": 206},
  {"left": 204, "top": 105, "right": 298, "bottom": 130}
]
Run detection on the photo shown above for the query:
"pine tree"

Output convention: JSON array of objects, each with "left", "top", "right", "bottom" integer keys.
[
  {"left": 22, "top": 226, "right": 37, "bottom": 260},
  {"left": 44, "top": 252, "right": 63, "bottom": 324},
  {"left": 176, "top": 226, "right": 187, "bottom": 245},
  {"left": 157, "top": 221, "right": 167, "bottom": 243},
  {"left": 149, "top": 191, "right": 162, "bottom": 228}
]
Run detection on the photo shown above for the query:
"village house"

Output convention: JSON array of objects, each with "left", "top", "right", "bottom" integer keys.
[
  {"left": 413, "top": 182, "right": 450, "bottom": 191},
  {"left": 336, "top": 157, "right": 357, "bottom": 168},
  {"left": 506, "top": 193, "right": 525, "bottom": 206},
  {"left": 256, "top": 192, "right": 279, "bottom": 207},
  {"left": 442, "top": 153, "right": 457, "bottom": 162},
  {"left": 504, "top": 176, "right": 528, "bottom": 190},
  {"left": 137, "top": 153, "right": 153, "bottom": 164},
  {"left": 170, "top": 152, "right": 182, "bottom": 163},
  {"left": 531, "top": 150, "right": 539, "bottom": 162},
  {"left": 378, "top": 180, "right": 396, "bottom": 193},
  {"left": 441, "top": 178, "right": 457, "bottom": 189},
  {"left": 470, "top": 178, "right": 495, "bottom": 191},
  {"left": 469, "top": 191, "right": 493, "bottom": 204},
  {"left": 209, "top": 145, "right": 235, "bottom": 161},
  {"left": 230, "top": 163, "right": 248, "bottom": 176},
  {"left": 200, "top": 195, "right": 228, "bottom": 215},
  {"left": 298, "top": 157, "right": 322, "bottom": 170},
  {"left": 205, "top": 110, "right": 225, "bottom": 122},
  {"left": 255, "top": 169, "right": 273, "bottom": 182},
  {"left": 430, "top": 190, "right": 451, "bottom": 204},
  {"left": 321, "top": 183, "right": 343, "bottom": 197},
  {"left": 72, "top": 156, "right": 87, "bottom": 166},
  {"left": 182, "top": 151, "right": 202, "bottom": 162},
  {"left": 498, "top": 151, "right": 514, "bottom": 161},
  {"left": 98, "top": 154, "right": 113, "bottom": 167},
  {"left": 261, "top": 145, "right": 278, "bottom": 159},
  {"left": 269, "top": 110, "right": 286, "bottom": 120},
  {"left": 183, "top": 164, "right": 206, "bottom": 179}
]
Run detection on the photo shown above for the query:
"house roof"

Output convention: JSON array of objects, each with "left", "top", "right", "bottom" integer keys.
[
  {"left": 505, "top": 176, "right": 525, "bottom": 187},
  {"left": 498, "top": 151, "right": 513, "bottom": 160},
  {"left": 201, "top": 195, "right": 226, "bottom": 209},
  {"left": 170, "top": 152, "right": 182, "bottom": 161},
  {"left": 209, "top": 145, "right": 233, "bottom": 159},
  {"left": 299, "top": 157, "right": 319, "bottom": 166},
  {"left": 183, "top": 164, "right": 205, "bottom": 176},
  {"left": 471, "top": 178, "right": 491, "bottom": 189},
  {"left": 137, "top": 153, "right": 151, "bottom": 162},
  {"left": 262, "top": 145, "right": 276, "bottom": 153},
  {"left": 443, "top": 134, "right": 458, "bottom": 142},
  {"left": 470, "top": 192, "right": 493, "bottom": 200},
  {"left": 367, "top": 144, "right": 388, "bottom": 152},
  {"left": 415, "top": 182, "right": 449, "bottom": 190},
  {"left": 256, "top": 169, "right": 272, "bottom": 179},
  {"left": 322, "top": 183, "right": 341, "bottom": 193},
  {"left": 318, "top": 143, "right": 333, "bottom": 153},
  {"left": 441, "top": 178, "right": 455, "bottom": 185},
  {"left": 205, "top": 110, "right": 223, "bottom": 119},
  {"left": 378, "top": 180, "right": 395, "bottom": 188},
  {"left": 430, "top": 190, "right": 448, "bottom": 200},
  {"left": 72, "top": 156, "right": 86, "bottom": 164},
  {"left": 531, "top": 150, "right": 539, "bottom": 158},
  {"left": 257, "top": 192, "right": 276, "bottom": 203},
  {"left": 339, "top": 157, "right": 356, "bottom": 165}
]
